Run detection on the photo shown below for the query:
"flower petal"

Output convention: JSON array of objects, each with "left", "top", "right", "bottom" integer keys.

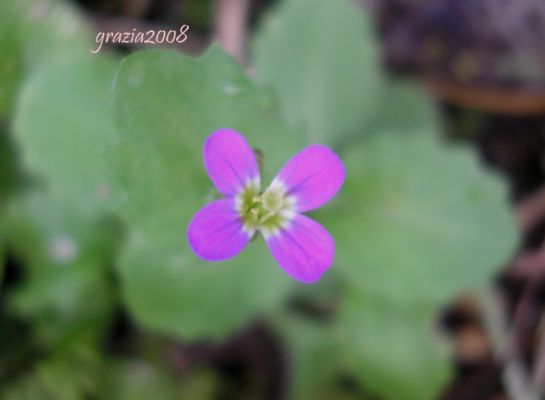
[
  {"left": 204, "top": 129, "right": 260, "bottom": 197},
  {"left": 265, "top": 214, "right": 334, "bottom": 283},
  {"left": 273, "top": 144, "right": 345, "bottom": 212},
  {"left": 187, "top": 199, "right": 252, "bottom": 261}
]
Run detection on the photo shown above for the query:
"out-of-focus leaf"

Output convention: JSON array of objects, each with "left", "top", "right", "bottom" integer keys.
[
  {"left": 14, "top": 55, "right": 118, "bottom": 217},
  {"left": 321, "top": 131, "right": 517, "bottom": 306},
  {"left": 275, "top": 288, "right": 449, "bottom": 400},
  {"left": 253, "top": 0, "right": 381, "bottom": 147},
  {"left": 337, "top": 291, "right": 450, "bottom": 400},
  {"left": 0, "top": 243, "right": 3, "bottom": 287},
  {"left": 0, "top": 0, "right": 91, "bottom": 117},
  {"left": 7, "top": 16, "right": 119, "bottom": 343},
  {"left": 366, "top": 80, "right": 439, "bottom": 135},
  {"left": 119, "top": 238, "right": 290, "bottom": 340},
  {"left": 273, "top": 314, "right": 344, "bottom": 400},
  {"left": 0, "top": 129, "right": 21, "bottom": 207},
  {"left": 99, "top": 360, "right": 181, "bottom": 400},
  {"left": 0, "top": 5, "right": 23, "bottom": 118},
  {"left": 178, "top": 370, "right": 217, "bottom": 399},
  {"left": 2, "top": 331, "right": 104, "bottom": 400},
  {"left": 110, "top": 47, "right": 304, "bottom": 339},
  {"left": 4, "top": 191, "right": 119, "bottom": 344},
  {"left": 338, "top": 79, "right": 441, "bottom": 153},
  {"left": 253, "top": 0, "right": 441, "bottom": 150}
]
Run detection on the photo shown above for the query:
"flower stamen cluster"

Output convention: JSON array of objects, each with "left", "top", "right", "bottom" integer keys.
[{"left": 235, "top": 178, "right": 296, "bottom": 239}]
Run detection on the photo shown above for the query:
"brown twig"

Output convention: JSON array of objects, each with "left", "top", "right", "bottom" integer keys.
[{"left": 426, "top": 78, "right": 545, "bottom": 115}]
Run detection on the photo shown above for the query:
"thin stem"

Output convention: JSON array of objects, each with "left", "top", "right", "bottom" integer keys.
[
  {"left": 479, "top": 288, "right": 540, "bottom": 400},
  {"left": 214, "top": 0, "right": 250, "bottom": 64}
]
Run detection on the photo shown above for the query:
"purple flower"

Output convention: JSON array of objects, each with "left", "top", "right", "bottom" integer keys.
[{"left": 187, "top": 129, "right": 345, "bottom": 283}]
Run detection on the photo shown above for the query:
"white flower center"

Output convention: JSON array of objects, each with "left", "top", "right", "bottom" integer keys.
[{"left": 235, "top": 178, "right": 296, "bottom": 239}]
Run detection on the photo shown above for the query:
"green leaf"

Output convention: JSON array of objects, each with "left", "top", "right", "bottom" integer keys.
[
  {"left": 337, "top": 291, "right": 450, "bottom": 400},
  {"left": 2, "top": 331, "right": 104, "bottom": 400},
  {"left": 0, "top": 0, "right": 91, "bottom": 117},
  {"left": 274, "top": 287, "right": 449, "bottom": 400},
  {"left": 0, "top": 129, "right": 21, "bottom": 206},
  {"left": 253, "top": 0, "right": 382, "bottom": 147},
  {"left": 4, "top": 191, "right": 119, "bottom": 345},
  {"left": 273, "top": 314, "right": 346, "bottom": 400},
  {"left": 110, "top": 47, "right": 304, "bottom": 339},
  {"left": 321, "top": 131, "right": 517, "bottom": 306},
  {"left": 98, "top": 360, "right": 181, "bottom": 400},
  {"left": 0, "top": 242, "right": 3, "bottom": 287},
  {"left": 0, "top": 4, "right": 24, "bottom": 118},
  {"left": 366, "top": 80, "right": 439, "bottom": 136},
  {"left": 119, "top": 238, "right": 290, "bottom": 340},
  {"left": 14, "top": 55, "right": 118, "bottom": 217}
]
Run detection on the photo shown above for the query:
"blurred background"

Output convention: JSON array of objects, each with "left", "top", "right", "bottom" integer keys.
[{"left": 1, "top": 0, "right": 545, "bottom": 399}]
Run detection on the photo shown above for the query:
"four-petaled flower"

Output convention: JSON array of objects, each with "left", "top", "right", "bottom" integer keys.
[{"left": 187, "top": 129, "right": 345, "bottom": 283}]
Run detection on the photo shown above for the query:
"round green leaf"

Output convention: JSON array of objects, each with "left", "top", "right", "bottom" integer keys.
[
  {"left": 272, "top": 314, "right": 344, "bottom": 400},
  {"left": 366, "top": 80, "right": 440, "bottom": 135},
  {"left": 337, "top": 291, "right": 451, "bottom": 400},
  {"left": 253, "top": 0, "right": 382, "bottom": 147},
  {"left": 322, "top": 131, "right": 517, "bottom": 306},
  {"left": 119, "top": 237, "right": 289, "bottom": 340},
  {"left": 110, "top": 47, "right": 304, "bottom": 339},
  {"left": 14, "top": 55, "right": 118, "bottom": 217}
]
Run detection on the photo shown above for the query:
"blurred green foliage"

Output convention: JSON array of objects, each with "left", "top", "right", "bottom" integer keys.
[
  {"left": 337, "top": 292, "right": 450, "bottom": 400},
  {"left": 15, "top": 56, "right": 118, "bottom": 217},
  {"left": 323, "top": 132, "right": 515, "bottom": 306},
  {"left": 254, "top": 0, "right": 382, "bottom": 147},
  {"left": 0, "top": 0, "right": 517, "bottom": 399},
  {"left": 0, "top": 0, "right": 91, "bottom": 118}
]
